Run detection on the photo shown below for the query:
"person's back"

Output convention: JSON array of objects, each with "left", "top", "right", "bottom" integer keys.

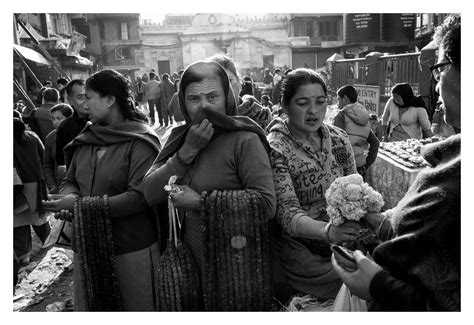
[
  {"left": 29, "top": 88, "right": 58, "bottom": 143},
  {"left": 334, "top": 85, "right": 379, "bottom": 176},
  {"left": 14, "top": 117, "right": 51, "bottom": 264},
  {"left": 160, "top": 75, "right": 175, "bottom": 109},
  {"left": 29, "top": 106, "right": 54, "bottom": 144},
  {"left": 337, "top": 102, "right": 370, "bottom": 162},
  {"left": 146, "top": 77, "right": 161, "bottom": 100}
]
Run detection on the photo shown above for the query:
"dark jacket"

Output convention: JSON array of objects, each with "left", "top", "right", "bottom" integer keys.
[
  {"left": 55, "top": 111, "right": 88, "bottom": 166},
  {"left": 28, "top": 103, "right": 55, "bottom": 144},
  {"left": 370, "top": 134, "right": 460, "bottom": 311}
]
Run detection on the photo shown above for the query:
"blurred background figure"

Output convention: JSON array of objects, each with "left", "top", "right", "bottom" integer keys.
[
  {"left": 381, "top": 83, "right": 433, "bottom": 142},
  {"left": 29, "top": 87, "right": 59, "bottom": 144},
  {"left": 209, "top": 53, "right": 272, "bottom": 131},
  {"left": 14, "top": 116, "right": 51, "bottom": 266},
  {"left": 160, "top": 73, "right": 175, "bottom": 127},
  {"left": 43, "top": 103, "right": 74, "bottom": 194}
]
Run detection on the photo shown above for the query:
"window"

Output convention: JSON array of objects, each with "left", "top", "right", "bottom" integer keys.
[
  {"left": 77, "top": 25, "right": 91, "bottom": 44},
  {"left": 263, "top": 55, "right": 274, "bottom": 69},
  {"left": 319, "top": 21, "right": 338, "bottom": 41},
  {"left": 117, "top": 22, "right": 129, "bottom": 40},
  {"left": 294, "top": 20, "right": 314, "bottom": 37},
  {"left": 115, "top": 47, "right": 131, "bottom": 60},
  {"left": 99, "top": 21, "right": 105, "bottom": 39}
]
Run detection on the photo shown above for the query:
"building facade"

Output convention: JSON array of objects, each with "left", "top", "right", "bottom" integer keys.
[
  {"left": 14, "top": 13, "right": 94, "bottom": 107},
  {"left": 289, "top": 14, "right": 345, "bottom": 70},
  {"left": 140, "top": 14, "right": 291, "bottom": 80},
  {"left": 84, "top": 14, "right": 143, "bottom": 79}
]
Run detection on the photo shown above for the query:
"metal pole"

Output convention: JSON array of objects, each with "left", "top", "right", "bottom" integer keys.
[
  {"left": 14, "top": 78, "right": 37, "bottom": 111},
  {"left": 13, "top": 47, "right": 43, "bottom": 88},
  {"left": 15, "top": 14, "right": 69, "bottom": 81}
]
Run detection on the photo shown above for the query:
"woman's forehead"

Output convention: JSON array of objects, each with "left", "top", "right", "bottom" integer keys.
[
  {"left": 185, "top": 77, "right": 224, "bottom": 94},
  {"left": 294, "top": 83, "right": 325, "bottom": 97}
]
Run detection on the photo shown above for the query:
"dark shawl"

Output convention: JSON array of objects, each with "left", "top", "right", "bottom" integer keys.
[
  {"left": 64, "top": 120, "right": 161, "bottom": 168},
  {"left": 373, "top": 134, "right": 461, "bottom": 310},
  {"left": 155, "top": 60, "right": 269, "bottom": 165}
]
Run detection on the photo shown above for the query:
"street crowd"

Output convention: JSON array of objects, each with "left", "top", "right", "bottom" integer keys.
[{"left": 13, "top": 14, "right": 460, "bottom": 311}]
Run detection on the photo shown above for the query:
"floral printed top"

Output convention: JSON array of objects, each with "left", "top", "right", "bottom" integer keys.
[{"left": 267, "top": 119, "right": 357, "bottom": 236}]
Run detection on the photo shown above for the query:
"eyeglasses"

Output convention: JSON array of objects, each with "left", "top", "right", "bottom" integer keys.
[{"left": 429, "top": 60, "right": 452, "bottom": 81}]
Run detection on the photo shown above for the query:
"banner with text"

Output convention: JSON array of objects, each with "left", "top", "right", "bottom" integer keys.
[{"left": 354, "top": 84, "right": 381, "bottom": 115}]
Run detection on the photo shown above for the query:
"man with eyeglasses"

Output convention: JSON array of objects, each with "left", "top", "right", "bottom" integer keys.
[{"left": 331, "top": 14, "right": 460, "bottom": 311}]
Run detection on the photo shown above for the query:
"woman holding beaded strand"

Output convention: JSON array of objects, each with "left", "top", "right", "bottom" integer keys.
[{"left": 42, "top": 69, "right": 161, "bottom": 311}]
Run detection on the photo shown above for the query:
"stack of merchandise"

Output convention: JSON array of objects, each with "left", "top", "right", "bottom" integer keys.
[{"left": 378, "top": 136, "right": 445, "bottom": 169}]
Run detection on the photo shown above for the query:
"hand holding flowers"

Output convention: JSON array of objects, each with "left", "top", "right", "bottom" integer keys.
[
  {"left": 325, "top": 174, "right": 384, "bottom": 226},
  {"left": 325, "top": 174, "right": 384, "bottom": 250}
]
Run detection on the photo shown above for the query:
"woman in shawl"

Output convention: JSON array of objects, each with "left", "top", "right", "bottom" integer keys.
[
  {"left": 42, "top": 69, "right": 161, "bottom": 311},
  {"left": 381, "top": 83, "right": 433, "bottom": 142},
  {"left": 143, "top": 60, "right": 276, "bottom": 311},
  {"left": 209, "top": 54, "right": 273, "bottom": 131}
]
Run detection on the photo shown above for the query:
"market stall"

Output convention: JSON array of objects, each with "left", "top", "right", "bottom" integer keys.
[{"left": 366, "top": 137, "right": 443, "bottom": 209}]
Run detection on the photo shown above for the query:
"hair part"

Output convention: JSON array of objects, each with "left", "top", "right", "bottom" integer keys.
[{"left": 281, "top": 68, "right": 327, "bottom": 107}]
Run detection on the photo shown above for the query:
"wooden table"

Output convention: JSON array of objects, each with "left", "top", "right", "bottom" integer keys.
[{"left": 366, "top": 152, "right": 424, "bottom": 210}]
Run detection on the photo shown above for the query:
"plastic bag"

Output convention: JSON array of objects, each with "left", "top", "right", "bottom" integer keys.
[{"left": 333, "top": 284, "right": 368, "bottom": 311}]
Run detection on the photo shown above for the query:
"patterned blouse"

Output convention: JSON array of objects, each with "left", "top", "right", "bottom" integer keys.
[{"left": 267, "top": 120, "right": 357, "bottom": 236}]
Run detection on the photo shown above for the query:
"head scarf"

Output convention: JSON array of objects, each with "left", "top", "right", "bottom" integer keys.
[{"left": 155, "top": 60, "right": 269, "bottom": 164}]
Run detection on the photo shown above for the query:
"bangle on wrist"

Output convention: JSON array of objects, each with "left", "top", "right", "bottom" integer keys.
[{"left": 323, "top": 222, "right": 333, "bottom": 244}]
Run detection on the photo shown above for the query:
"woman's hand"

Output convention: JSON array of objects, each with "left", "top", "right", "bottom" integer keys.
[
  {"left": 179, "top": 119, "right": 214, "bottom": 164},
  {"left": 42, "top": 194, "right": 77, "bottom": 212},
  {"left": 328, "top": 220, "right": 362, "bottom": 244},
  {"left": 53, "top": 210, "right": 74, "bottom": 221},
  {"left": 169, "top": 185, "right": 201, "bottom": 211},
  {"left": 363, "top": 212, "right": 384, "bottom": 232},
  {"left": 42, "top": 194, "right": 77, "bottom": 221},
  {"left": 331, "top": 250, "right": 383, "bottom": 301}
]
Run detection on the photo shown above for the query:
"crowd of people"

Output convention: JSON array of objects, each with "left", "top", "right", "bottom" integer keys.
[{"left": 13, "top": 14, "right": 460, "bottom": 311}]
